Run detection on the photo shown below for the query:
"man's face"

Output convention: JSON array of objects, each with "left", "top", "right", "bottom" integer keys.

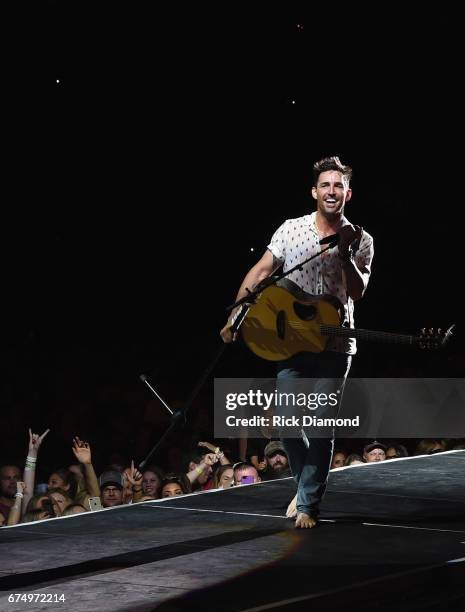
[
  {"left": 162, "top": 483, "right": 183, "bottom": 497},
  {"left": 312, "top": 170, "right": 351, "bottom": 218},
  {"left": 331, "top": 452, "right": 347, "bottom": 469},
  {"left": 142, "top": 471, "right": 161, "bottom": 496},
  {"left": 234, "top": 467, "right": 260, "bottom": 486},
  {"left": 101, "top": 485, "right": 123, "bottom": 507},
  {"left": 385, "top": 447, "right": 399, "bottom": 460},
  {"left": 364, "top": 448, "right": 386, "bottom": 462},
  {"left": 267, "top": 452, "right": 288, "bottom": 473},
  {"left": 0, "top": 466, "right": 21, "bottom": 498}
]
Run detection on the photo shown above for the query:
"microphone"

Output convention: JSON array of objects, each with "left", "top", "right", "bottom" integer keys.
[{"left": 319, "top": 233, "right": 339, "bottom": 245}]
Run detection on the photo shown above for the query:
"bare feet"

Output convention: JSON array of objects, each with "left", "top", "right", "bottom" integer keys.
[
  {"left": 286, "top": 494, "right": 297, "bottom": 518},
  {"left": 295, "top": 512, "right": 317, "bottom": 529}
]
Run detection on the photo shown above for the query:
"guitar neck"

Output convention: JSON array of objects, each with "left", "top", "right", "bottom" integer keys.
[{"left": 321, "top": 325, "right": 415, "bottom": 345}]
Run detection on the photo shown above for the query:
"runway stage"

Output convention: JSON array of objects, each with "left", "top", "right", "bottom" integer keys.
[{"left": 1, "top": 451, "right": 465, "bottom": 611}]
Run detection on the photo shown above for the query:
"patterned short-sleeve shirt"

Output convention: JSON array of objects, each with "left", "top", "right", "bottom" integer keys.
[{"left": 267, "top": 211, "right": 374, "bottom": 355}]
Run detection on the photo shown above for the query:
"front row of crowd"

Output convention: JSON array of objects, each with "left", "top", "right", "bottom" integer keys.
[{"left": 1, "top": 430, "right": 462, "bottom": 526}]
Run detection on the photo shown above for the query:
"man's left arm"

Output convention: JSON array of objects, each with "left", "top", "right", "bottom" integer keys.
[{"left": 338, "top": 226, "right": 374, "bottom": 301}]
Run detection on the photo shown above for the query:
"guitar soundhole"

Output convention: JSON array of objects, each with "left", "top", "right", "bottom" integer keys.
[
  {"left": 276, "top": 310, "right": 286, "bottom": 340},
  {"left": 293, "top": 302, "right": 317, "bottom": 321}
]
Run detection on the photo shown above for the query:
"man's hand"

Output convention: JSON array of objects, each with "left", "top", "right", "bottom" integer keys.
[
  {"left": 126, "top": 460, "right": 143, "bottom": 488},
  {"left": 72, "top": 437, "right": 92, "bottom": 465},
  {"left": 220, "top": 320, "right": 237, "bottom": 343},
  {"left": 28, "top": 428, "right": 50, "bottom": 455},
  {"left": 338, "top": 224, "right": 362, "bottom": 258},
  {"left": 198, "top": 441, "right": 218, "bottom": 453},
  {"left": 203, "top": 453, "right": 219, "bottom": 466}
]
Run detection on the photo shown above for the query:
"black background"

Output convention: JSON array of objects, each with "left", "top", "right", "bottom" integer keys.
[{"left": 1, "top": 3, "right": 463, "bottom": 470}]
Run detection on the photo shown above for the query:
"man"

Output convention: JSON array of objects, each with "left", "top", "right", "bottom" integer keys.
[
  {"left": 0, "top": 465, "right": 22, "bottom": 522},
  {"left": 233, "top": 463, "right": 261, "bottom": 486},
  {"left": 363, "top": 441, "right": 387, "bottom": 463},
  {"left": 99, "top": 470, "right": 124, "bottom": 508},
  {"left": 261, "top": 441, "right": 292, "bottom": 480},
  {"left": 221, "top": 156, "right": 374, "bottom": 528}
]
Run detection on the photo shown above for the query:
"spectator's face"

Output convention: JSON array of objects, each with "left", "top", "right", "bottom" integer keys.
[
  {"left": 48, "top": 473, "right": 69, "bottom": 491},
  {"left": 0, "top": 466, "right": 21, "bottom": 498},
  {"left": 162, "top": 483, "right": 183, "bottom": 497},
  {"left": 218, "top": 468, "right": 234, "bottom": 488},
  {"left": 267, "top": 452, "right": 289, "bottom": 472},
  {"left": 234, "top": 467, "right": 260, "bottom": 486},
  {"left": 142, "top": 471, "right": 161, "bottom": 496},
  {"left": 101, "top": 486, "right": 123, "bottom": 507},
  {"left": 348, "top": 459, "right": 364, "bottom": 465},
  {"left": 386, "top": 447, "right": 399, "bottom": 459},
  {"left": 364, "top": 448, "right": 386, "bottom": 462},
  {"left": 331, "top": 452, "right": 347, "bottom": 468},
  {"left": 49, "top": 492, "right": 69, "bottom": 515}
]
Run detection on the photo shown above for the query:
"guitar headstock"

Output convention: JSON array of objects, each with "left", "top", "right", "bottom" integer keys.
[{"left": 416, "top": 325, "right": 455, "bottom": 350}]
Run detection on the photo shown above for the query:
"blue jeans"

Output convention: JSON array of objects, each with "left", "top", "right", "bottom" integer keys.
[{"left": 277, "top": 351, "right": 352, "bottom": 518}]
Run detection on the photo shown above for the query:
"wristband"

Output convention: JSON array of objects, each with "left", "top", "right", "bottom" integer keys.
[
  {"left": 26, "top": 455, "right": 37, "bottom": 463},
  {"left": 196, "top": 467, "right": 204, "bottom": 475},
  {"left": 14, "top": 492, "right": 24, "bottom": 499}
]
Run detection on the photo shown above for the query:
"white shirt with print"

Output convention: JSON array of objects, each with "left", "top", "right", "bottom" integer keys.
[{"left": 267, "top": 211, "right": 374, "bottom": 355}]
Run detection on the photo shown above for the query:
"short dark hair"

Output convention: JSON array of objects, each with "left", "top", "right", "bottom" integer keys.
[{"left": 312, "top": 156, "right": 352, "bottom": 186}]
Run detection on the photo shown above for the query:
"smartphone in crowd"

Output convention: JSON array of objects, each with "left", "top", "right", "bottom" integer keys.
[
  {"left": 88, "top": 496, "right": 103, "bottom": 511},
  {"left": 241, "top": 475, "right": 254, "bottom": 484}
]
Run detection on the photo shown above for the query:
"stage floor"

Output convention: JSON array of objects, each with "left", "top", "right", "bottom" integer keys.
[{"left": 1, "top": 451, "right": 465, "bottom": 611}]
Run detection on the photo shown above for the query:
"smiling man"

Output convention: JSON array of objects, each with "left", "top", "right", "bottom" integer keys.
[{"left": 221, "top": 156, "right": 374, "bottom": 528}]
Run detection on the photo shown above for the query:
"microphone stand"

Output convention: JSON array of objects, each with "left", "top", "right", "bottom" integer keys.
[
  {"left": 226, "top": 236, "right": 338, "bottom": 312},
  {"left": 138, "top": 235, "right": 339, "bottom": 470}
]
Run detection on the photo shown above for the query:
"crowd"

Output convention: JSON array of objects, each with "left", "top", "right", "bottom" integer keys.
[{"left": 1, "top": 426, "right": 463, "bottom": 527}]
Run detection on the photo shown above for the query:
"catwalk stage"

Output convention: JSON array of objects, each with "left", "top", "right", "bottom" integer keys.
[{"left": 1, "top": 451, "right": 465, "bottom": 611}]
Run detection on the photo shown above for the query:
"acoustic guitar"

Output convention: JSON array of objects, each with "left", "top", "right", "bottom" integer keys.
[{"left": 239, "top": 281, "right": 453, "bottom": 362}]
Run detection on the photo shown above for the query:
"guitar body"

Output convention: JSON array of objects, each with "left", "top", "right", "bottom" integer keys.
[{"left": 241, "top": 282, "right": 342, "bottom": 361}]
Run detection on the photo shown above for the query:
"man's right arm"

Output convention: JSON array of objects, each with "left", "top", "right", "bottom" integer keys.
[{"left": 220, "top": 250, "right": 281, "bottom": 343}]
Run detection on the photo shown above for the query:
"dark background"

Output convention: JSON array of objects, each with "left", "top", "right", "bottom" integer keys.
[{"left": 1, "top": 3, "right": 463, "bottom": 472}]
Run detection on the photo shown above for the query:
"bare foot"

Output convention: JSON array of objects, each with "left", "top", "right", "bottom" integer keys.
[
  {"left": 286, "top": 494, "right": 297, "bottom": 518},
  {"left": 295, "top": 512, "right": 317, "bottom": 529}
]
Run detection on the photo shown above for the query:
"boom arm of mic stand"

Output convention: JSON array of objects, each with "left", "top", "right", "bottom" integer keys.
[
  {"left": 226, "top": 244, "right": 334, "bottom": 312},
  {"left": 138, "top": 310, "right": 249, "bottom": 471}
]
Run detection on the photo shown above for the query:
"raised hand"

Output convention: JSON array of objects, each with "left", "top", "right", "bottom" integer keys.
[
  {"left": 338, "top": 224, "right": 363, "bottom": 258},
  {"left": 16, "top": 481, "right": 27, "bottom": 495},
  {"left": 72, "top": 437, "right": 92, "bottom": 464},
  {"left": 126, "top": 460, "right": 143, "bottom": 487},
  {"left": 203, "top": 453, "right": 218, "bottom": 466},
  {"left": 28, "top": 428, "right": 50, "bottom": 455},
  {"left": 198, "top": 441, "right": 218, "bottom": 453}
]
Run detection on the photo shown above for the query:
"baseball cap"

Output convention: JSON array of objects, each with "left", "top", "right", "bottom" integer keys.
[
  {"left": 99, "top": 470, "right": 124, "bottom": 490},
  {"left": 363, "top": 441, "right": 387, "bottom": 454},
  {"left": 264, "top": 441, "right": 287, "bottom": 458}
]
